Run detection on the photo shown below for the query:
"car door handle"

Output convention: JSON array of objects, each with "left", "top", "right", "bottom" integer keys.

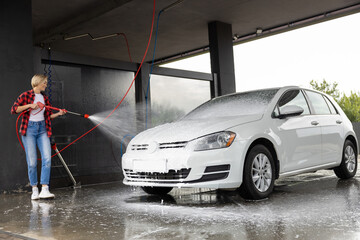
[
  {"left": 336, "top": 120, "right": 342, "bottom": 124},
  {"left": 311, "top": 121, "right": 319, "bottom": 126}
]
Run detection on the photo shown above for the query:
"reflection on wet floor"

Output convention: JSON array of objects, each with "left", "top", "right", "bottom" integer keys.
[
  {"left": 1, "top": 170, "right": 360, "bottom": 239},
  {"left": 125, "top": 188, "right": 245, "bottom": 206}
]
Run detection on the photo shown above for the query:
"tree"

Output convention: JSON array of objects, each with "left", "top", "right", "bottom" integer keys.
[
  {"left": 310, "top": 79, "right": 360, "bottom": 122},
  {"left": 338, "top": 92, "right": 360, "bottom": 122},
  {"left": 310, "top": 79, "right": 340, "bottom": 101}
]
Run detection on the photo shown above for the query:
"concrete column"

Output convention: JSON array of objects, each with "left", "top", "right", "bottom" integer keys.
[
  {"left": 135, "top": 63, "right": 151, "bottom": 132},
  {"left": 0, "top": 1, "right": 34, "bottom": 191},
  {"left": 208, "top": 21, "right": 236, "bottom": 98}
]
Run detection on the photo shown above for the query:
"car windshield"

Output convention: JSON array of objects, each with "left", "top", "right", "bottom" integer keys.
[{"left": 182, "top": 88, "right": 279, "bottom": 120}]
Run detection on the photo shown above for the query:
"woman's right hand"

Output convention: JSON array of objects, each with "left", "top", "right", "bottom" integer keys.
[
  {"left": 15, "top": 103, "right": 39, "bottom": 114},
  {"left": 29, "top": 103, "right": 38, "bottom": 110}
]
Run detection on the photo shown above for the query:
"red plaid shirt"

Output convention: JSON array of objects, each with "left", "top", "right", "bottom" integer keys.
[{"left": 11, "top": 89, "right": 53, "bottom": 137}]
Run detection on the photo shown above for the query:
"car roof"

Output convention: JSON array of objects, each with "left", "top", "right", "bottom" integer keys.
[{"left": 212, "top": 86, "right": 330, "bottom": 101}]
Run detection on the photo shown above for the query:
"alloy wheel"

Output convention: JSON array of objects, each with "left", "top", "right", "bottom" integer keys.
[
  {"left": 251, "top": 153, "right": 272, "bottom": 192},
  {"left": 345, "top": 145, "right": 356, "bottom": 173}
]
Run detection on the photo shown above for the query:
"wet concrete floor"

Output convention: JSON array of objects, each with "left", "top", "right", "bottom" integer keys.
[{"left": 1, "top": 169, "right": 360, "bottom": 240}]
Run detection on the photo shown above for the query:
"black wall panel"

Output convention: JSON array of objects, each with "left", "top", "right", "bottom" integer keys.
[{"left": 0, "top": 1, "right": 34, "bottom": 192}]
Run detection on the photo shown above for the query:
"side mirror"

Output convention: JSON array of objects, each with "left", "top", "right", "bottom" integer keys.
[{"left": 278, "top": 105, "right": 304, "bottom": 119}]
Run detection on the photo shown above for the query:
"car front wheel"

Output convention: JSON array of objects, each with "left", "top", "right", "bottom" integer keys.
[
  {"left": 334, "top": 140, "right": 357, "bottom": 179},
  {"left": 141, "top": 186, "right": 173, "bottom": 195},
  {"left": 239, "top": 144, "right": 275, "bottom": 200}
]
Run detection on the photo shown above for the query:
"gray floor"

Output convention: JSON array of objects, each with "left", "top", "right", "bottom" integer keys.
[{"left": 1, "top": 169, "right": 360, "bottom": 240}]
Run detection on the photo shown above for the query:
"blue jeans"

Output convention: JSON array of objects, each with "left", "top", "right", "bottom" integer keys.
[{"left": 21, "top": 121, "right": 51, "bottom": 186}]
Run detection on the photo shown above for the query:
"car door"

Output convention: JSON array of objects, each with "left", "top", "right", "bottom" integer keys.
[
  {"left": 273, "top": 89, "right": 322, "bottom": 173},
  {"left": 304, "top": 90, "right": 343, "bottom": 165}
]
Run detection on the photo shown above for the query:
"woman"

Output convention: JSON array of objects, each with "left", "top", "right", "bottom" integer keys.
[{"left": 11, "top": 74, "right": 66, "bottom": 200}]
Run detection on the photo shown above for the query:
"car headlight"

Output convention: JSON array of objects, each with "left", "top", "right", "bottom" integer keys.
[{"left": 189, "top": 131, "right": 236, "bottom": 151}]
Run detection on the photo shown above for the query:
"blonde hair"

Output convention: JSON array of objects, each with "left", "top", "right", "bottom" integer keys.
[{"left": 31, "top": 74, "right": 47, "bottom": 88}]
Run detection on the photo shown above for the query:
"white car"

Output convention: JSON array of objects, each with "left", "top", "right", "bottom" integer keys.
[{"left": 122, "top": 86, "right": 358, "bottom": 199}]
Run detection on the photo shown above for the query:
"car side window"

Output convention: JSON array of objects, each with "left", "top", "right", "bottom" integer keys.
[
  {"left": 323, "top": 96, "right": 338, "bottom": 114},
  {"left": 275, "top": 89, "right": 310, "bottom": 116},
  {"left": 305, "top": 91, "right": 331, "bottom": 115}
]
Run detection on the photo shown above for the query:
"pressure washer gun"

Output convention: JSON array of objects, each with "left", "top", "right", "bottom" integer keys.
[{"left": 36, "top": 102, "right": 89, "bottom": 119}]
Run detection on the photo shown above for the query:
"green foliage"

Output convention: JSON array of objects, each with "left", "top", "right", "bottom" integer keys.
[
  {"left": 310, "top": 79, "right": 340, "bottom": 101},
  {"left": 338, "top": 92, "right": 360, "bottom": 122},
  {"left": 310, "top": 79, "right": 360, "bottom": 122}
]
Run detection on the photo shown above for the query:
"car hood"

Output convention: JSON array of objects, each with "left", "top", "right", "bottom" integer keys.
[{"left": 131, "top": 114, "right": 263, "bottom": 143}]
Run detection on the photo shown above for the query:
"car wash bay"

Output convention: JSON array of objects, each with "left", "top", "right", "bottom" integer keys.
[
  {"left": 2, "top": 1, "right": 360, "bottom": 239},
  {"left": 1, "top": 169, "right": 360, "bottom": 240},
  {"left": 3, "top": 0, "right": 360, "bottom": 192}
]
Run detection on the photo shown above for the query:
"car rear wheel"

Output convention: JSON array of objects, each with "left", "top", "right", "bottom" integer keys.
[
  {"left": 334, "top": 140, "right": 357, "bottom": 179},
  {"left": 239, "top": 144, "right": 275, "bottom": 200},
  {"left": 141, "top": 186, "right": 173, "bottom": 195}
]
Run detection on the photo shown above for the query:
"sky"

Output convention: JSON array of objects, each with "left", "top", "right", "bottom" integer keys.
[{"left": 163, "top": 12, "right": 360, "bottom": 96}]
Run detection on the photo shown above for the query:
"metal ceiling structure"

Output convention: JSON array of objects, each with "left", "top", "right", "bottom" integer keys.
[{"left": 32, "top": 0, "right": 360, "bottom": 65}]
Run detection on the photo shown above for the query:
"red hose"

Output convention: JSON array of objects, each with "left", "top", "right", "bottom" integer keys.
[
  {"left": 16, "top": 111, "right": 26, "bottom": 151},
  {"left": 119, "top": 33, "right": 133, "bottom": 62}
]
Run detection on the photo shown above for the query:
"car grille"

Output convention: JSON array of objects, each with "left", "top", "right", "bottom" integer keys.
[
  {"left": 124, "top": 164, "right": 230, "bottom": 184},
  {"left": 124, "top": 168, "right": 191, "bottom": 182},
  {"left": 130, "top": 141, "right": 188, "bottom": 151},
  {"left": 159, "top": 141, "right": 188, "bottom": 149},
  {"left": 131, "top": 144, "right": 149, "bottom": 151}
]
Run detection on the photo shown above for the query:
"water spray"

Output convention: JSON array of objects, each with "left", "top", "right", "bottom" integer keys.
[{"left": 36, "top": 102, "right": 89, "bottom": 119}]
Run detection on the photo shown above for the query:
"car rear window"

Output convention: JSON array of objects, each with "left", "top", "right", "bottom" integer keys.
[
  {"left": 305, "top": 90, "right": 332, "bottom": 115},
  {"left": 182, "top": 89, "right": 279, "bottom": 120}
]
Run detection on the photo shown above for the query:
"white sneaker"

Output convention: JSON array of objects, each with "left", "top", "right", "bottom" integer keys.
[
  {"left": 39, "top": 186, "right": 55, "bottom": 199},
  {"left": 31, "top": 187, "right": 40, "bottom": 200}
]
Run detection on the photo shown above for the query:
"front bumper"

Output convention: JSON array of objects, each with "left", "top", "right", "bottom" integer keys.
[{"left": 122, "top": 140, "right": 247, "bottom": 189}]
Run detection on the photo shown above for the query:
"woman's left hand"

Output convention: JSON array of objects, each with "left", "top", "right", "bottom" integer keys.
[{"left": 58, "top": 110, "right": 66, "bottom": 116}]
